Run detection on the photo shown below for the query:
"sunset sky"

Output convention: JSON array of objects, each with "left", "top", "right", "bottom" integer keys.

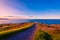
[{"left": 0, "top": 0, "right": 60, "bottom": 19}]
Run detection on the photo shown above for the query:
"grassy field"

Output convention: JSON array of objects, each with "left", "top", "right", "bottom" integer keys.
[{"left": 0, "top": 22, "right": 60, "bottom": 40}]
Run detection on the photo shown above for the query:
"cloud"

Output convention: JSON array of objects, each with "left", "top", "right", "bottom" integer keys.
[{"left": 0, "top": 0, "right": 24, "bottom": 16}]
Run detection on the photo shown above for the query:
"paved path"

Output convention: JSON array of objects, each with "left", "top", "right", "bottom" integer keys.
[{"left": 4, "top": 23, "right": 38, "bottom": 40}]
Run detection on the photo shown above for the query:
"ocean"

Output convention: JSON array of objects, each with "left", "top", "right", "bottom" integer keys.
[
  {"left": 28, "top": 19, "right": 60, "bottom": 24},
  {"left": 0, "top": 19, "right": 60, "bottom": 24}
]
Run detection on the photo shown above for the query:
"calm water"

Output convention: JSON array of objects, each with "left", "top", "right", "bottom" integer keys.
[
  {"left": 28, "top": 19, "right": 60, "bottom": 24},
  {"left": 0, "top": 19, "right": 60, "bottom": 24}
]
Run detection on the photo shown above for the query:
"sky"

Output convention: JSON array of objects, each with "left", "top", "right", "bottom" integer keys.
[{"left": 0, "top": 0, "right": 60, "bottom": 19}]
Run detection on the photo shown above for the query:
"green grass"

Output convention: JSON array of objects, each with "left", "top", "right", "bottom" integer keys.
[
  {"left": 35, "top": 30, "right": 53, "bottom": 40},
  {"left": 35, "top": 29, "right": 60, "bottom": 40}
]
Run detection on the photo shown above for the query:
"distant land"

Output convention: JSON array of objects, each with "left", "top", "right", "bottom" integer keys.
[{"left": 0, "top": 18, "right": 9, "bottom": 20}]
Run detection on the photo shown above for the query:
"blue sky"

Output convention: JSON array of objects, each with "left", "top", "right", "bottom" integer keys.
[
  {"left": 0, "top": 0, "right": 60, "bottom": 19},
  {"left": 6, "top": 0, "right": 60, "bottom": 10}
]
